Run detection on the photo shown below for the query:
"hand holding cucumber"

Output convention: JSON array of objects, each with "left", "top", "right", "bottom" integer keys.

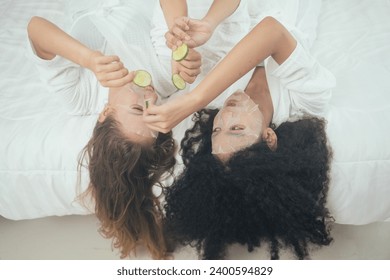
[
  {"left": 171, "top": 47, "right": 202, "bottom": 90},
  {"left": 165, "top": 16, "right": 214, "bottom": 49},
  {"left": 88, "top": 51, "right": 134, "bottom": 88},
  {"left": 172, "top": 44, "right": 189, "bottom": 90}
]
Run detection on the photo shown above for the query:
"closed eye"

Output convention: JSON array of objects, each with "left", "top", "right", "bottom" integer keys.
[{"left": 130, "top": 105, "right": 143, "bottom": 115}]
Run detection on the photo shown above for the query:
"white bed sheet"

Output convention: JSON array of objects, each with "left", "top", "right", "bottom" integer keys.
[{"left": 0, "top": 0, "right": 389, "bottom": 224}]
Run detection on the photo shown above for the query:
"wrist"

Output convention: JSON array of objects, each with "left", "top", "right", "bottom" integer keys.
[
  {"left": 186, "top": 89, "right": 206, "bottom": 112},
  {"left": 201, "top": 16, "right": 218, "bottom": 32},
  {"left": 81, "top": 50, "right": 99, "bottom": 70}
]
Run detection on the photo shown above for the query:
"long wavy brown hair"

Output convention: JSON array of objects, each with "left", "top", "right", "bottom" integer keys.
[{"left": 78, "top": 114, "right": 176, "bottom": 259}]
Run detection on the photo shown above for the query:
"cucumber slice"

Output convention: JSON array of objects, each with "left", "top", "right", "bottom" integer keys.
[
  {"left": 144, "top": 99, "right": 150, "bottom": 109},
  {"left": 133, "top": 70, "right": 152, "bottom": 87},
  {"left": 172, "top": 73, "right": 186, "bottom": 90},
  {"left": 172, "top": 43, "right": 189, "bottom": 61}
]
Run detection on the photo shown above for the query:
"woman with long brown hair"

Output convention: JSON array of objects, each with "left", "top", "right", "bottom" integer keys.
[{"left": 26, "top": 1, "right": 187, "bottom": 259}]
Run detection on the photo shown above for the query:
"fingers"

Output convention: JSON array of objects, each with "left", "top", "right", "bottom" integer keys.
[
  {"left": 165, "top": 32, "right": 182, "bottom": 50},
  {"left": 170, "top": 17, "right": 190, "bottom": 41},
  {"left": 95, "top": 55, "right": 120, "bottom": 65},
  {"left": 143, "top": 103, "right": 169, "bottom": 123},
  {"left": 96, "top": 67, "right": 128, "bottom": 81},
  {"left": 92, "top": 53, "right": 136, "bottom": 87},
  {"left": 174, "top": 17, "right": 190, "bottom": 31},
  {"left": 99, "top": 60, "right": 124, "bottom": 72},
  {"left": 143, "top": 102, "right": 162, "bottom": 117},
  {"left": 181, "top": 49, "right": 202, "bottom": 69},
  {"left": 143, "top": 104, "right": 170, "bottom": 133},
  {"left": 172, "top": 62, "right": 200, "bottom": 84},
  {"left": 178, "top": 70, "right": 199, "bottom": 84},
  {"left": 171, "top": 25, "right": 190, "bottom": 42},
  {"left": 165, "top": 17, "right": 190, "bottom": 50},
  {"left": 146, "top": 123, "right": 171, "bottom": 134},
  {"left": 99, "top": 71, "right": 134, "bottom": 88},
  {"left": 144, "top": 115, "right": 179, "bottom": 134},
  {"left": 173, "top": 49, "right": 202, "bottom": 84},
  {"left": 143, "top": 87, "right": 158, "bottom": 109}
]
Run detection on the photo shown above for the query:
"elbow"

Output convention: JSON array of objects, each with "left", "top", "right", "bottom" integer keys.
[
  {"left": 27, "top": 16, "right": 38, "bottom": 38},
  {"left": 258, "top": 16, "right": 281, "bottom": 30},
  {"left": 259, "top": 16, "right": 289, "bottom": 39},
  {"left": 27, "top": 16, "right": 43, "bottom": 37},
  {"left": 27, "top": 16, "right": 55, "bottom": 60},
  {"left": 259, "top": 16, "right": 297, "bottom": 65}
]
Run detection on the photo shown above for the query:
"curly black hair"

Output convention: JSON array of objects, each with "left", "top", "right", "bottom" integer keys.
[{"left": 163, "top": 109, "right": 334, "bottom": 260}]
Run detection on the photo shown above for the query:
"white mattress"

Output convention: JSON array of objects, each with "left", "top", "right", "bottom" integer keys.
[{"left": 0, "top": 0, "right": 390, "bottom": 225}]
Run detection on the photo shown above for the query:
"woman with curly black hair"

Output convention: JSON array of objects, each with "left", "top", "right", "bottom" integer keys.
[
  {"left": 164, "top": 105, "right": 334, "bottom": 260},
  {"left": 159, "top": 2, "right": 336, "bottom": 259}
]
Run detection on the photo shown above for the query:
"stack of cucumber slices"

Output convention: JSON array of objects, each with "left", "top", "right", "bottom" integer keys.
[
  {"left": 171, "top": 43, "right": 188, "bottom": 90},
  {"left": 133, "top": 43, "right": 189, "bottom": 93}
]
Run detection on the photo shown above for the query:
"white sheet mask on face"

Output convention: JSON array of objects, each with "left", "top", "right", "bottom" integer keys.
[
  {"left": 112, "top": 83, "right": 158, "bottom": 139},
  {"left": 212, "top": 91, "right": 263, "bottom": 155}
]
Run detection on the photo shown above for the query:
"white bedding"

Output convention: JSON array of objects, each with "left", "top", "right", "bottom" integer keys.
[{"left": 0, "top": 0, "right": 389, "bottom": 225}]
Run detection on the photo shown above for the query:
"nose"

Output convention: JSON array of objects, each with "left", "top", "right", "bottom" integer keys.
[{"left": 142, "top": 89, "right": 158, "bottom": 110}]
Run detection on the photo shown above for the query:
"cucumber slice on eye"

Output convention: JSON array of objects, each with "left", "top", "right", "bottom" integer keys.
[
  {"left": 133, "top": 70, "right": 152, "bottom": 87},
  {"left": 172, "top": 43, "right": 189, "bottom": 61},
  {"left": 172, "top": 73, "right": 186, "bottom": 90}
]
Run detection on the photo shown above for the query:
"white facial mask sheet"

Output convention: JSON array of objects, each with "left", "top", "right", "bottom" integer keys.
[
  {"left": 212, "top": 91, "right": 262, "bottom": 154},
  {"left": 112, "top": 83, "right": 158, "bottom": 139}
]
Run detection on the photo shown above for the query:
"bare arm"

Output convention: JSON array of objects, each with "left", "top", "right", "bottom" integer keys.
[
  {"left": 165, "top": 0, "right": 241, "bottom": 49},
  {"left": 188, "top": 17, "right": 296, "bottom": 109},
  {"left": 27, "top": 16, "right": 133, "bottom": 87},
  {"left": 28, "top": 16, "right": 95, "bottom": 67},
  {"left": 202, "top": 0, "right": 241, "bottom": 30},
  {"left": 159, "top": 1, "right": 203, "bottom": 84},
  {"left": 160, "top": 0, "right": 188, "bottom": 29},
  {"left": 144, "top": 17, "right": 297, "bottom": 132}
]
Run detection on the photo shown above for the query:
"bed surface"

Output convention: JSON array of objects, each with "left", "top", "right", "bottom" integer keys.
[{"left": 0, "top": 0, "right": 389, "bottom": 224}]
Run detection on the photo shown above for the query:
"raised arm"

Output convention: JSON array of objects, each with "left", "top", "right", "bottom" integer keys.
[
  {"left": 28, "top": 16, "right": 94, "bottom": 64},
  {"left": 165, "top": 0, "right": 241, "bottom": 49},
  {"left": 144, "top": 17, "right": 297, "bottom": 133},
  {"left": 187, "top": 16, "right": 296, "bottom": 109},
  {"left": 160, "top": 0, "right": 188, "bottom": 29},
  {"left": 27, "top": 16, "right": 133, "bottom": 87},
  {"left": 159, "top": 1, "right": 202, "bottom": 85},
  {"left": 202, "top": 0, "right": 241, "bottom": 30}
]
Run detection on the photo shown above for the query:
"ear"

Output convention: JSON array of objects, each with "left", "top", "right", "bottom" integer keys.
[
  {"left": 262, "top": 127, "right": 278, "bottom": 151},
  {"left": 98, "top": 105, "right": 111, "bottom": 123}
]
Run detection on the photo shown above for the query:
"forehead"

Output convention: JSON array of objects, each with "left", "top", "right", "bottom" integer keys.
[{"left": 115, "top": 110, "right": 157, "bottom": 139}]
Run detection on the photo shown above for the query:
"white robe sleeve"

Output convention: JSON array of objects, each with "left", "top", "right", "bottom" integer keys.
[
  {"left": 26, "top": 36, "right": 106, "bottom": 116},
  {"left": 267, "top": 38, "right": 336, "bottom": 126}
]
